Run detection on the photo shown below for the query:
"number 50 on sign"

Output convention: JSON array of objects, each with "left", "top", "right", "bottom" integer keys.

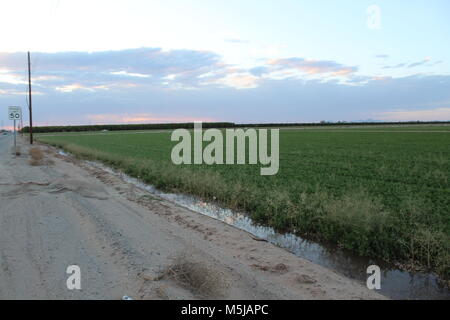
[{"left": 8, "top": 106, "right": 22, "bottom": 120}]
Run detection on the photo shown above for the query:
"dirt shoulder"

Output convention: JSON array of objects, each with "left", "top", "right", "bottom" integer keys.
[{"left": 0, "top": 136, "right": 386, "bottom": 299}]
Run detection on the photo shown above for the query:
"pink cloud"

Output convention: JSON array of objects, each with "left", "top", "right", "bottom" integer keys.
[
  {"left": 85, "top": 113, "right": 216, "bottom": 124},
  {"left": 268, "top": 57, "right": 358, "bottom": 76}
]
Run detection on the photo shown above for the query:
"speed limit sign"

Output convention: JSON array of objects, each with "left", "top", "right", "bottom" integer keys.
[{"left": 8, "top": 106, "right": 22, "bottom": 120}]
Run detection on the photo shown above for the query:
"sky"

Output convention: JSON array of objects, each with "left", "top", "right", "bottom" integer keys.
[{"left": 0, "top": 0, "right": 449, "bottom": 128}]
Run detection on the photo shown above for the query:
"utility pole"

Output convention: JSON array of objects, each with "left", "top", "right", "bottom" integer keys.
[
  {"left": 28, "top": 51, "right": 33, "bottom": 144},
  {"left": 14, "top": 119, "right": 16, "bottom": 149}
]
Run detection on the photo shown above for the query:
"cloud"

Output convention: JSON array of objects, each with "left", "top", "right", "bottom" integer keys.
[
  {"left": 0, "top": 48, "right": 221, "bottom": 75},
  {"left": 206, "top": 73, "right": 260, "bottom": 89},
  {"left": 0, "top": 87, "right": 44, "bottom": 96},
  {"left": 376, "top": 107, "right": 450, "bottom": 121},
  {"left": 0, "top": 69, "right": 27, "bottom": 85},
  {"left": 382, "top": 63, "right": 406, "bottom": 69},
  {"left": 0, "top": 88, "right": 28, "bottom": 95},
  {"left": 224, "top": 39, "right": 249, "bottom": 44},
  {"left": 249, "top": 66, "right": 269, "bottom": 77},
  {"left": 0, "top": 48, "right": 224, "bottom": 91},
  {"left": 0, "top": 49, "right": 401, "bottom": 95},
  {"left": 55, "top": 83, "right": 109, "bottom": 93},
  {"left": 85, "top": 113, "right": 216, "bottom": 124},
  {"left": 408, "top": 57, "right": 432, "bottom": 68},
  {"left": 267, "top": 57, "right": 358, "bottom": 77},
  {"left": 110, "top": 71, "right": 150, "bottom": 78},
  {"left": 382, "top": 57, "right": 441, "bottom": 70},
  {"left": 1, "top": 48, "right": 449, "bottom": 125},
  {"left": 375, "top": 54, "right": 389, "bottom": 58},
  {"left": 3, "top": 73, "right": 446, "bottom": 125}
]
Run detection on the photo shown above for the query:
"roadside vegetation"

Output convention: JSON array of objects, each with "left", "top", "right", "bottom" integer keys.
[
  {"left": 29, "top": 148, "right": 44, "bottom": 166},
  {"left": 28, "top": 147, "right": 54, "bottom": 166},
  {"left": 37, "top": 126, "right": 450, "bottom": 279}
]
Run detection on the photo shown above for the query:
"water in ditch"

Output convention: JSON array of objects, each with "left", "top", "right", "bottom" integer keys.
[{"left": 74, "top": 153, "right": 449, "bottom": 299}]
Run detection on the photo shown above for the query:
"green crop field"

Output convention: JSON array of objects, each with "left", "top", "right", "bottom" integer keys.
[{"left": 37, "top": 126, "right": 450, "bottom": 278}]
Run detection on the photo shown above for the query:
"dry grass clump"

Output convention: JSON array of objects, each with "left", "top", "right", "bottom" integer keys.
[
  {"left": 29, "top": 147, "right": 54, "bottom": 166},
  {"left": 30, "top": 147, "right": 44, "bottom": 160},
  {"left": 157, "top": 253, "right": 224, "bottom": 298},
  {"left": 29, "top": 147, "right": 44, "bottom": 166}
]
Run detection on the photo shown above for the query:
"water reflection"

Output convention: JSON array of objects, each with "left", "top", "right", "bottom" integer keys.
[{"left": 83, "top": 157, "right": 449, "bottom": 300}]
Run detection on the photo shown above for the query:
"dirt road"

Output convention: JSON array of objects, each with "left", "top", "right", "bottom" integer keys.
[{"left": 0, "top": 135, "right": 385, "bottom": 300}]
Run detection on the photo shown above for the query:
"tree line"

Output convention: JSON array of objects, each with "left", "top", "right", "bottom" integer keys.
[{"left": 21, "top": 120, "right": 450, "bottom": 133}]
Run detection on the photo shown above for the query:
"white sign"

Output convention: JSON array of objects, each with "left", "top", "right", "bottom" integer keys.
[{"left": 8, "top": 106, "right": 22, "bottom": 120}]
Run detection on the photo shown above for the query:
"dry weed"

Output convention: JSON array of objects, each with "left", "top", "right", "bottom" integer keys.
[
  {"left": 157, "top": 253, "right": 224, "bottom": 298},
  {"left": 29, "top": 147, "right": 54, "bottom": 166}
]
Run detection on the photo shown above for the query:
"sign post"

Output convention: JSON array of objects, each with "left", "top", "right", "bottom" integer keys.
[{"left": 8, "top": 106, "right": 22, "bottom": 151}]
